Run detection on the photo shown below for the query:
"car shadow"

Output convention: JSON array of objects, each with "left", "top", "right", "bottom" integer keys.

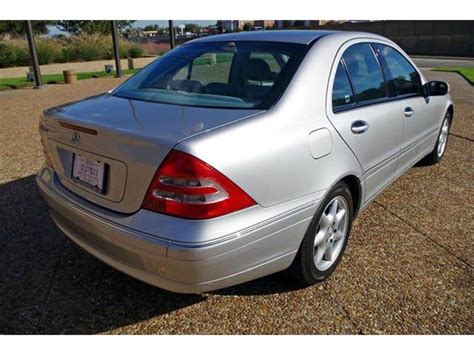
[
  {"left": 0, "top": 174, "right": 305, "bottom": 334},
  {"left": 0, "top": 175, "right": 205, "bottom": 334},
  {"left": 211, "top": 272, "right": 307, "bottom": 297}
]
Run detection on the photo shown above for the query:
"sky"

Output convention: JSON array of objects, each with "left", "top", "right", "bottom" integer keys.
[{"left": 48, "top": 20, "right": 218, "bottom": 35}]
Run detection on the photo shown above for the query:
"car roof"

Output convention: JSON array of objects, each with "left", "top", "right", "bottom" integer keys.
[{"left": 187, "top": 30, "right": 339, "bottom": 45}]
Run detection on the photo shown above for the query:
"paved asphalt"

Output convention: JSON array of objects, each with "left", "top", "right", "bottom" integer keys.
[{"left": 0, "top": 70, "right": 472, "bottom": 334}]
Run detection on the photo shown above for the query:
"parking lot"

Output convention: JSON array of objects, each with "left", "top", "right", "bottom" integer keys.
[{"left": 0, "top": 70, "right": 472, "bottom": 334}]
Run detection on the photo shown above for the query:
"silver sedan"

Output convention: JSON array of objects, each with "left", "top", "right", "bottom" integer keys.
[{"left": 36, "top": 30, "right": 453, "bottom": 293}]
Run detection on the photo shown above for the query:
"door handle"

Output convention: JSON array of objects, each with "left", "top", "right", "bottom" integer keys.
[
  {"left": 351, "top": 120, "right": 369, "bottom": 134},
  {"left": 404, "top": 107, "right": 415, "bottom": 117}
]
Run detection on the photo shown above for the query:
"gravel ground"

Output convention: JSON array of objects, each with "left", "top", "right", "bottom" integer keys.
[{"left": 0, "top": 71, "right": 472, "bottom": 334}]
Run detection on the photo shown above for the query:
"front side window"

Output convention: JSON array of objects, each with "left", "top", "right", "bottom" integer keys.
[
  {"left": 113, "top": 41, "right": 308, "bottom": 109},
  {"left": 332, "top": 61, "right": 355, "bottom": 110},
  {"left": 373, "top": 43, "right": 421, "bottom": 96},
  {"left": 342, "top": 43, "right": 388, "bottom": 104}
]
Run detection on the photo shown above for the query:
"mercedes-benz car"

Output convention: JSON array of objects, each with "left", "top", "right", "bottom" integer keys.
[{"left": 36, "top": 30, "right": 453, "bottom": 293}]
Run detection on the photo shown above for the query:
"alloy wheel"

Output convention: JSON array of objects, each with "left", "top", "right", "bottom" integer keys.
[
  {"left": 437, "top": 116, "right": 450, "bottom": 158},
  {"left": 313, "top": 196, "right": 349, "bottom": 271}
]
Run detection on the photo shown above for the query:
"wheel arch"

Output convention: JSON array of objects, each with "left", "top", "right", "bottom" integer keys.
[
  {"left": 447, "top": 104, "right": 454, "bottom": 121},
  {"left": 340, "top": 175, "right": 362, "bottom": 218}
]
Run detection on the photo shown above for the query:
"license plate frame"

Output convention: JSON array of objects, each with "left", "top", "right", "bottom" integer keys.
[{"left": 71, "top": 153, "right": 106, "bottom": 193}]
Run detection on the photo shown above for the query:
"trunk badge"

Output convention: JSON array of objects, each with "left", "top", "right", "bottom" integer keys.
[{"left": 72, "top": 132, "right": 81, "bottom": 145}]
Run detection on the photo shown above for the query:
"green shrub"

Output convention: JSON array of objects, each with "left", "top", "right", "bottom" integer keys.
[
  {"left": 105, "top": 41, "right": 143, "bottom": 59},
  {"left": 103, "top": 39, "right": 127, "bottom": 59},
  {"left": 77, "top": 44, "right": 103, "bottom": 61},
  {"left": 67, "top": 35, "right": 109, "bottom": 62},
  {"left": 0, "top": 40, "right": 29, "bottom": 68},
  {"left": 0, "top": 36, "right": 146, "bottom": 68},
  {"left": 36, "top": 39, "right": 62, "bottom": 65},
  {"left": 127, "top": 44, "right": 143, "bottom": 58},
  {"left": 59, "top": 45, "right": 77, "bottom": 63},
  {"left": 119, "top": 41, "right": 129, "bottom": 58}
]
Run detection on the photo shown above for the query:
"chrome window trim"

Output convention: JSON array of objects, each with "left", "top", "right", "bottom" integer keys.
[
  {"left": 331, "top": 40, "right": 425, "bottom": 115},
  {"left": 371, "top": 42, "right": 424, "bottom": 98}
]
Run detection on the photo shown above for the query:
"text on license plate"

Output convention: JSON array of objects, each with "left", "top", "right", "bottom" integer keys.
[{"left": 72, "top": 154, "right": 105, "bottom": 192}]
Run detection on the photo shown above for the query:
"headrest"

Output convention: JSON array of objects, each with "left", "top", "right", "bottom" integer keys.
[{"left": 245, "top": 58, "right": 273, "bottom": 82}]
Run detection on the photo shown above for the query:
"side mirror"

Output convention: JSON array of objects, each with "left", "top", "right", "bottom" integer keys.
[{"left": 424, "top": 81, "right": 449, "bottom": 97}]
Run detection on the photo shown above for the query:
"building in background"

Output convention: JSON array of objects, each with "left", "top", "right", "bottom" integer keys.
[
  {"left": 253, "top": 20, "right": 275, "bottom": 29},
  {"left": 221, "top": 20, "right": 248, "bottom": 32},
  {"left": 222, "top": 20, "right": 323, "bottom": 31},
  {"left": 274, "top": 20, "right": 323, "bottom": 29},
  {"left": 142, "top": 30, "right": 158, "bottom": 38},
  {"left": 318, "top": 20, "right": 348, "bottom": 26}
]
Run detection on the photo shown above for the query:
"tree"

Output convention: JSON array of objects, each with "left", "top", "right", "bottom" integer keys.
[
  {"left": 143, "top": 24, "right": 159, "bottom": 32},
  {"left": 158, "top": 27, "right": 168, "bottom": 35},
  {"left": 0, "top": 20, "right": 52, "bottom": 38},
  {"left": 292, "top": 20, "right": 306, "bottom": 28},
  {"left": 55, "top": 20, "right": 135, "bottom": 36},
  {"left": 123, "top": 27, "right": 143, "bottom": 40},
  {"left": 216, "top": 20, "right": 223, "bottom": 34},
  {"left": 243, "top": 22, "right": 252, "bottom": 31},
  {"left": 184, "top": 23, "right": 199, "bottom": 33}
]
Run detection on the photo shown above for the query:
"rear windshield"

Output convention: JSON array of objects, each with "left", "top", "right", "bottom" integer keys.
[{"left": 112, "top": 41, "right": 308, "bottom": 109}]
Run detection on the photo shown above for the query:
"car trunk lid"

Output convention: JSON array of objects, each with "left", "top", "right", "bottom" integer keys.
[{"left": 40, "top": 93, "right": 262, "bottom": 214}]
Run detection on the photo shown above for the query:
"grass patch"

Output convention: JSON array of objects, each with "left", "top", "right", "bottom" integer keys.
[
  {"left": 0, "top": 68, "right": 140, "bottom": 91},
  {"left": 431, "top": 67, "right": 474, "bottom": 86}
]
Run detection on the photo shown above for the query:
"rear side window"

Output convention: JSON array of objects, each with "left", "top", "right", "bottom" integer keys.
[
  {"left": 373, "top": 44, "right": 422, "bottom": 96},
  {"left": 332, "top": 61, "right": 355, "bottom": 110},
  {"left": 342, "top": 43, "right": 388, "bottom": 103}
]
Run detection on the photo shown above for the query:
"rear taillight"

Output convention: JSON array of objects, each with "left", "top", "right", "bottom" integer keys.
[{"left": 142, "top": 150, "right": 256, "bottom": 219}]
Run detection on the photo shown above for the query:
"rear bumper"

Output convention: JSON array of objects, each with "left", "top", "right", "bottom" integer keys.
[{"left": 36, "top": 166, "right": 319, "bottom": 293}]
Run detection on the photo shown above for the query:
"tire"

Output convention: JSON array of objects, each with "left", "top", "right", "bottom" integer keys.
[
  {"left": 287, "top": 181, "right": 354, "bottom": 285},
  {"left": 420, "top": 111, "right": 452, "bottom": 166}
]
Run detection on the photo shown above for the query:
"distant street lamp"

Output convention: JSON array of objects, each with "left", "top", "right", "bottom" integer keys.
[
  {"left": 169, "top": 20, "right": 175, "bottom": 49},
  {"left": 25, "top": 20, "right": 43, "bottom": 89},
  {"left": 111, "top": 20, "right": 122, "bottom": 77}
]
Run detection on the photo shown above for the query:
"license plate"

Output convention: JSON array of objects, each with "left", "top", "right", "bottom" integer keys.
[{"left": 72, "top": 154, "right": 105, "bottom": 192}]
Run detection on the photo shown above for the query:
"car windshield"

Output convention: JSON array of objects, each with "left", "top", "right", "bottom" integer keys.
[{"left": 112, "top": 41, "right": 308, "bottom": 109}]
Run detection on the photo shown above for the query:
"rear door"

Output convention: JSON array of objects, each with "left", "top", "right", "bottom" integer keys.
[
  {"left": 372, "top": 43, "right": 434, "bottom": 172},
  {"left": 327, "top": 42, "right": 404, "bottom": 202}
]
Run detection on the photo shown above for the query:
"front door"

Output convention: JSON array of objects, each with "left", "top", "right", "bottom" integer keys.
[{"left": 372, "top": 43, "right": 433, "bottom": 172}]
